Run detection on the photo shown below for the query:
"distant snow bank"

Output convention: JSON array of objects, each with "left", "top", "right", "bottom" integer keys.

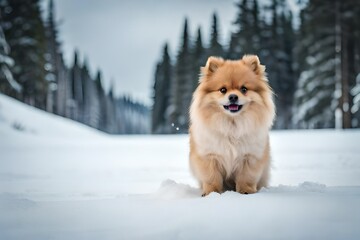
[{"left": 0, "top": 93, "right": 103, "bottom": 137}]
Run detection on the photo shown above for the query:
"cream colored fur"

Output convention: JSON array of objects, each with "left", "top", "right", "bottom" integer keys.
[{"left": 189, "top": 55, "right": 275, "bottom": 196}]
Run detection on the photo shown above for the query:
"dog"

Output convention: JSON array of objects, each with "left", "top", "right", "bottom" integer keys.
[{"left": 189, "top": 55, "right": 275, "bottom": 196}]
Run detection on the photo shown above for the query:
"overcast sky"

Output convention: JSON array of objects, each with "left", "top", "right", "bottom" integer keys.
[{"left": 44, "top": 0, "right": 237, "bottom": 105}]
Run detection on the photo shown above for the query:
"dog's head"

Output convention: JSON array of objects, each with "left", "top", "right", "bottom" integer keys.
[{"left": 190, "top": 55, "right": 275, "bottom": 134}]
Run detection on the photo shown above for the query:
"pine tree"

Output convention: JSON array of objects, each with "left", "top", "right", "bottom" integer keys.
[
  {"left": 1, "top": 0, "right": 47, "bottom": 109},
  {"left": 192, "top": 27, "right": 206, "bottom": 91},
  {"left": 341, "top": 0, "right": 360, "bottom": 128},
  {"left": 227, "top": 0, "right": 295, "bottom": 128},
  {"left": 228, "top": 0, "right": 261, "bottom": 59},
  {"left": 42, "top": 0, "right": 69, "bottom": 118},
  {"left": 70, "top": 50, "right": 83, "bottom": 121},
  {"left": 55, "top": 56, "right": 68, "bottom": 117},
  {"left": 265, "top": 0, "right": 295, "bottom": 129},
  {"left": 0, "top": 8, "right": 21, "bottom": 95},
  {"left": 351, "top": 74, "right": 360, "bottom": 127},
  {"left": 152, "top": 43, "right": 172, "bottom": 133},
  {"left": 104, "top": 81, "right": 117, "bottom": 133},
  {"left": 95, "top": 70, "right": 106, "bottom": 131},
  {"left": 207, "top": 13, "right": 224, "bottom": 58},
  {"left": 352, "top": 1, "right": 360, "bottom": 127},
  {"left": 152, "top": 62, "right": 162, "bottom": 132},
  {"left": 45, "top": 0, "right": 60, "bottom": 113},
  {"left": 251, "top": 0, "right": 261, "bottom": 52},
  {"left": 293, "top": 0, "right": 360, "bottom": 129},
  {"left": 81, "top": 59, "right": 99, "bottom": 128},
  {"left": 169, "top": 18, "right": 193, "bottom": 133},
  {"left": 281, "top": 9, "right": 296, "bottom": 128},
  {"left": 292, "top": 0, "right": 337, "bottom": 128},
  {"left": 338, "top": 0, "right": 360, "bottom": 128}
]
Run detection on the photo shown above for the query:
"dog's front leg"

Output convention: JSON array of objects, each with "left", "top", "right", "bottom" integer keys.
[
  {"left": 235, "top": 155, "right": 264, "bottom": 194},
  {"left": 190, "top": 153, "right": 224, "bottom": 196}
]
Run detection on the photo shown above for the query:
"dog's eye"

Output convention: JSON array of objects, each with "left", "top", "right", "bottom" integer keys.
[
  {"left": 240, "top": 86, "right": 247, "bottom": 95},
  {"left": 219, "top": 87, "right": 227, "bottom": 94}
]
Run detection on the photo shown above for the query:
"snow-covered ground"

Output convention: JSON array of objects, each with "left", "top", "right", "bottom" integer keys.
[{"left": 1, "top": 93, "right": 360, "bottom": 240}]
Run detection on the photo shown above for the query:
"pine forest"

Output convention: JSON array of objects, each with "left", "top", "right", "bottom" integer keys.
[
  {"left": 152, "top": 0, "right": 360, "bottom": 133},
  {"left": 0, "top": 0, "right": 149, "bottom": 134}
]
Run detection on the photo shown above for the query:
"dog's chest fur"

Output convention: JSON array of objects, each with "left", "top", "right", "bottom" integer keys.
[{"left": 192, "top": 122, "right": 267, "bottom": 178}]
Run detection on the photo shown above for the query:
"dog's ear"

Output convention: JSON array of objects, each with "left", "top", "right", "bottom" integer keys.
[
  {"left": 242, "top": 55, "right": 265, "bottom": 76},
  {"left": 201, "top": 56, "right": 224, "bottom": 77}
]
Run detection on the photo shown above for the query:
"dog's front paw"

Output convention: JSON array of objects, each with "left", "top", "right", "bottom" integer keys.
[
  {"left": 236, "top": 183, "right": 257, "bottom": 194},
  {"left": 201, "top": 192, "right": 208, "bottom": 197},
  {"left": 201, "top": 183, "right": 223, "bottom": 197},
  {"left": 201, "top": 190, "right": 219, "bottom": 197}
]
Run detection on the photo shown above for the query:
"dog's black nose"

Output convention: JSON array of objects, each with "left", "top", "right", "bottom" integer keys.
[{"left": 228, "top": 94, "right": 238, "bottom": 103}]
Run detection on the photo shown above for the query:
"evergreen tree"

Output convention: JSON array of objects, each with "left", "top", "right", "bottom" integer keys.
[
  {"left": 70, "top": 50, "right": 83, "bottom": 121},
  {"left": 169, "top": 18, "right": 193, "bottom": 133},
  {"left": 104, "top": 81, "right": 117, "bottom": 133},
  {"left": 152, "top": 43, "right": 172, "bottom": 133},
  {"left": 228, "top": 0, "right": 261, "bottom": 59},
  {"left": 351, "top": 1, "right": 360, "bottom": 127},
  {"left": 292, "top": 0, "right": 337, "bottom": 128},
  {"left": 0, "top": 8, "right": 21, "bottom": 95},
  {"left": 227, "top": 0, "right": 295, "bottom": 128},
  {"left": 95, "top": 70, "right": 106, "bottom": 131},
  {"left": 81, "top": 59, "right": 99, "bottom": 128},
  {"left": 351, "top": 74, "right": 360, "bottom": 127},
  {"left": 293, "top": 0, "right": 360, "bottom": 129},
  {"left": 207, "top": 13, "right": 224, "bottom": 58},
  {"left": 55, "top": 56, "right": 68, "bottom": 117},
  {"left": 192, "top": 27, "right": 206, "bottom": 91},
  {"left": 265, "top": 0, "right": 295, "bottom": 129},
  {"left": 0, "top": 0, "right": 150, "bottom": 134},
  {"left": 1, "top": 0, "right": 47, "bottom": 109},
  {"left": 152, "top": 62, "right": 162, "bottom": 132},
  {"left": 251, "top": 0, "right": 261, "bottom": 52},
  {"left": 42, "top": 0, "right": 69, "bottom": 117},
  {"left": 338, "top": 0, "right": 360, "bottom": 128},
  {"left": 281, "top": 9, "right": 296, "bottom": 128},
  {"left": 45, "top": 0, "right": 60, "bottom": 113}
]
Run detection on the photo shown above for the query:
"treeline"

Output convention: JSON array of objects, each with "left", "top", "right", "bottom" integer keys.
[
  {"left": 0, "top": 0, "right": 149, "bottom": 134},
  {"left": 293, "top": 0, "right": 360, "bottom": 129},
  {"left": 152, "top": 0, "right": 360, "bottom": 133}
]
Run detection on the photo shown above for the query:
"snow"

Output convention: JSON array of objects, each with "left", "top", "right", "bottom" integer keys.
[
  {"left": 1, "top": 93, "right": 360, "bottom": 239},
  {"left": 0, "top": 94, "right": 103, "bottom": 138}
]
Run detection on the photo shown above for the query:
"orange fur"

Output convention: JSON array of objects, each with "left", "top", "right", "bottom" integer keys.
[{"left": 189, "top": 55, "right": 275, "bottom": 196}]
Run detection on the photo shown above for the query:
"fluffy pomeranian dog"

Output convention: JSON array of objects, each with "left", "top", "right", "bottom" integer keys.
[{"left": 189, "top": 55, "right": 275, "bottom": 196}]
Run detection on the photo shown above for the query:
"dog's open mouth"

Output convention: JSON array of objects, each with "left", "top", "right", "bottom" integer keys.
[{"left": 223, "top": 104, "right": 243, "bottom": 113}]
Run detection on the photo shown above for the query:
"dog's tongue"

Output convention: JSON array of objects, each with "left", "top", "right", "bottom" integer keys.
[{"left": 228, "top": 104, "right": 239, "bottom": 111}]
